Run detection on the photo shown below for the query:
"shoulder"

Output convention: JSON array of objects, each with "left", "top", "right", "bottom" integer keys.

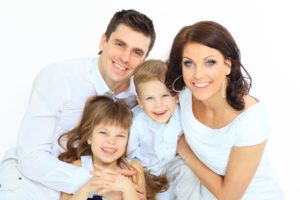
[
  {"left": 37, "top": 57, "right": 96, "bottom": 79},
  {"left": 130, "top": 159, "right": 144, "bottom": 173},
  {"left": 130, "top": 159, "right": 145, "bottom": 186},
  {"left": 71, "top": 159, "right": 82, "bottom": 167},
  {"left": 233, "top": 97, "right": 271, "bottom": 146}
]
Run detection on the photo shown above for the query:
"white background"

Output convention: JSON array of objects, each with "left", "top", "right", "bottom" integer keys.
[{"left": 0, "top": 0, "right": 299, "bottom": 199}]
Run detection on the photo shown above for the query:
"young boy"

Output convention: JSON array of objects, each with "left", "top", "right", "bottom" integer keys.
[{"left": 128, "top": 60, "right": 201, "bottom": 200}]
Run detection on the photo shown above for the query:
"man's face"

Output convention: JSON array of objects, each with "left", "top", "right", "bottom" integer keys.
[{"left": 99, "top": 24, "right": 151, "bottom": 89}]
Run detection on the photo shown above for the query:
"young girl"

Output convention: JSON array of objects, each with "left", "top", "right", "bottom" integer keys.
[{"left": 58, "top": 95, "right": 145, "bottom": 200}]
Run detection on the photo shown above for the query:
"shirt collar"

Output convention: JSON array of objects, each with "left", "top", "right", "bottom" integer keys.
[{"left": 90, "top": 56, "right": 137, "bottom": 98}]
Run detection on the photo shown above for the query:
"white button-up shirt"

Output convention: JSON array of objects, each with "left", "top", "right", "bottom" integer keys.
[
  {"left": 12, "top": 57, "right": 136, "bottom": 194},
  {"left": 127, "top": 105, "right": 182, "bottom": 176}
]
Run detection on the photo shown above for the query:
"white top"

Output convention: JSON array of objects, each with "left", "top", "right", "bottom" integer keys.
[
  {"left": 127, "top": 105, "right": 182, "bottom": 176},
  {"left": 81, "top": 156, "right": 107, "bottom": 200},
  {"left": 9, "top": 57, "right": 136, "bottom": 194},
  {"left": 179, "top": 88, "right": 284, "bottom": 200}
]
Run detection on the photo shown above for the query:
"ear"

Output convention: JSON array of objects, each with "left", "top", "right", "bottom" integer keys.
[
  {"left": 225, "top": 58, "right": 232, "bottom": 75},
  {"left": 175, "top": 94, "right": 179, "bottom": 104},
  {"left": 87, "top": 137, "right": 92, "bottom": 145},
  {"left": 136, "top": 96, "right": 143, "bottom": 108},
  {"left": 99, "top": 33, "right": 107, "bottom": 52}
]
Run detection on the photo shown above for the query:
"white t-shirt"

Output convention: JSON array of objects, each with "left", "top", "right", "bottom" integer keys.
[
  {"left": 127, "top": 105, "right": 182, "bottom": 176},
  {"left": 179, "top": 88, "right": 284, "bottom": 200}
]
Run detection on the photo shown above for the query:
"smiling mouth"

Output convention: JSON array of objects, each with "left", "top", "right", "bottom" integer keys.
[
  {"left": 114, "top": 62, "right": 127, "bottom": 71},
  {"left": 194, "top": 82, "right": 210, "bottom": 88},
  {"left": 102, "top": 147, "right": 116, "bottom": 153},
  {"left": 153, "top": 110, "right": 167, "bottom": 116}
]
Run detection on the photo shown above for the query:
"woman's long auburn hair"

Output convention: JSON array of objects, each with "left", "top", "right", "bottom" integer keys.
[
  {"left": 58, "top": 95, "right": 133, "bottom": 169},
  {"left": 165, "top": 21, "right": 252, "bottom": 111}
]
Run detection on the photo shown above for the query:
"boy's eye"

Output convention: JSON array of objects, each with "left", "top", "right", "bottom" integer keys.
[
  {"left": 162, "top": 94, "right": 170, "bottom": 97},
  {"left": 145, "top": 97, "right": 153, "bottom": 100},
  {"left": 117, "top": 134, "right": 126, "bottom": 138}
]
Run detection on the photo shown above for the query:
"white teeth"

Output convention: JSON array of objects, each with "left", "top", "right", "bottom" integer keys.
[
  {"left": 102, "top": 148, "right": 116, "bottom": 153},
  {"left": 195, "top": 82, "right": 209, "bottom": 88},
  {"left": 114, "top": 63, "right": 126, "bottom": 71}
]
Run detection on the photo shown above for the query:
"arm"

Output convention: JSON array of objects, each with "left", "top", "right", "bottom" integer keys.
[
  {"left": 130, "top": 160, "right": 147, "bottom": 200},
  {"left": 16, "top": 66, "right": 90, "bottom": 193},
  {"left": 177, "top": 135, "right": 266, "bottom": 200},
  {"left": 127, "top": 119, "right": 141, "bottom": 159},
  {"left": 113, "top": 160, "right": 146, "bottom": 200}
]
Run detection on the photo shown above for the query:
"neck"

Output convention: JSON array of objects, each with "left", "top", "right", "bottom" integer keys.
[
  {"left": 192, "top": 95, "right": 239, "bottom": 129},
  {"left": 93, "top": 158, "right": 120, "bottom": 171}
]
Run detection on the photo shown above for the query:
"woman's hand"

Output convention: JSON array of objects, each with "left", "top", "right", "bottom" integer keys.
[{"left": 177, "top": 135, "right": 194, "bottom": 161}]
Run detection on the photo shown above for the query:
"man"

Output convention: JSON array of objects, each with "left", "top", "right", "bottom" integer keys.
[{"left": 0, "top": 9, "right": 155, "bottom": 200}]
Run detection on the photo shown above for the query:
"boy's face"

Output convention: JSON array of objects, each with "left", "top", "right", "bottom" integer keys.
[
  {"left": 99, "top": 24, "right": 151, "bottom": 89},
  {"left": 137, "top": 79, "right": 178, "bottom": 124}
]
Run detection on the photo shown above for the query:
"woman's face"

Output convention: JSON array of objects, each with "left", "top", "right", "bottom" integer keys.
[{"left": 182, "top": 42, "right": 231, "bottom": 102}]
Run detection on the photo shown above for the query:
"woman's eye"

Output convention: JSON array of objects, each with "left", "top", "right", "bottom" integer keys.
[
  {"left": 206, "top": 59, "right": 216, "bottom": 66},
  {"left": 182, "top": 60, "right": 193, "bottom": 67}
]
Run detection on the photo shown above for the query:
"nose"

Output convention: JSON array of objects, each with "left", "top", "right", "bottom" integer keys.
[
  {"left": 193, "top": 65, "right": 204, "bottom": 79},
  {"left": 154, "top": 99, "right": 163, "bottom": 108},
  {"left": 107, "top": 136, "right": 116, "bottom": 144},
  {"left": 120, "top": 49, "right": 130, "bottom": 63}
]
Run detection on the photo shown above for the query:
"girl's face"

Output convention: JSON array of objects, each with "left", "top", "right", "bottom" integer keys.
[
  {"left": 88, "top": 123, "right": 129, "bottom": 168},
  {"left": 182, "top": 42, "right": 231, "bottom": 102}
]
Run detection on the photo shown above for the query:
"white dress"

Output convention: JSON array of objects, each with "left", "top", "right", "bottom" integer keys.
[{"left": 179, "top": 88, "right": 284, "bottom": 200}]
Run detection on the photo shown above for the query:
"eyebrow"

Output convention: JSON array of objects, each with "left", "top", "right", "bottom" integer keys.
[{"left": 114, "top": 39, "right": 145, "bottom": 55}]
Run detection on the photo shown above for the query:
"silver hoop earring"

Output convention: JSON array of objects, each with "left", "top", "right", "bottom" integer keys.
[
  {"left": 221, "top": 81, "right": 226, "bottom": 98},
  {"left": 172, "top": 75, "right": 184, "bottom": 93}
]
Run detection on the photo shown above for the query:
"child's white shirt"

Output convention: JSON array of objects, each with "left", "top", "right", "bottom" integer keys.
[{"left": 127, "top": 105, "right": 182, "bottom": 176}]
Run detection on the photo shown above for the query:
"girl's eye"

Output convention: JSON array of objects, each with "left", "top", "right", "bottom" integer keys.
[
  {"left": 117, "top": 135, "right": 126, "bottom": 138},
  {"left": 98, "top": 131, "right": 107, "bottom": 135},
  {"left": 162, "top": 94, "right": 170, "bottom": 98},
  {"left": 182, "top": 60, "right": 194, "bottom": 68},
  {"left": 206, "top": 59, "right": 216, "bottom": 66},
  {"left": 145, "top": 97, "right": 153, "bottom": 100}
]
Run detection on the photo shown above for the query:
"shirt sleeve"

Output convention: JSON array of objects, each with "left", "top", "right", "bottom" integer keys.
[
  {"left": 16, "top": 65, "right": 91, "bottom": 193},
  {"left": 234, "top": 103, "right": 271, "bottom": 147},
  {"left": 127, "top": 107, "right": 142, "bottom": 159}
]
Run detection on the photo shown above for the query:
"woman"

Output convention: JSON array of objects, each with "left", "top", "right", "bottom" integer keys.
[{"left": 165, "top": 21, "right": 284, "bottom": 199}]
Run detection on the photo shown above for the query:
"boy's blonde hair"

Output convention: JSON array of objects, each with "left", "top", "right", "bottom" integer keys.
[{"left": 134, "top": 59, "right": 168, "bottom": 95}]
